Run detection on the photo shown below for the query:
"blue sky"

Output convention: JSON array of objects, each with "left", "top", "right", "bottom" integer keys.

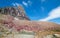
[{"left": 0, "top": 0, "right": 60, "bottom": 24}]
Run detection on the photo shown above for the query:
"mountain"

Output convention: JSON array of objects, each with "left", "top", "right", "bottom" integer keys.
[
  {"left": 0, "top": 5, "right": 60, "bottom": 38},
  {"left": 0, "top": 5, "right": 30, "bottom": 20}
]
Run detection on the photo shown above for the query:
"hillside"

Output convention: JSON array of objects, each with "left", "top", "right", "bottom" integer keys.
[{"left": 0, "top": 14, "right": 60, "bottom": 38}]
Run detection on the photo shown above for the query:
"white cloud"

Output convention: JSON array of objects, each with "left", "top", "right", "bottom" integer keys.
[
  {"left": 22, "top": 1, "right": 28, "bottom": 6},
  {"left": 22, "top": 1, "right": 32, "bottom": 7},
  {"left": 12, "top": 3, "right": 22, "bottom": 6},
  {"left": 28, "top": 1, "right": 32, "bottom": 5},
  {"left": 15, "top": 3, "right": 20, "bottom": 6},
  {"left": 39, "top": 6, "right": 60, "bottom": 21}
]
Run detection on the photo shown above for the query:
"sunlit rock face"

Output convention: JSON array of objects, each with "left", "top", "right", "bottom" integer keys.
[
  {"left": 44, "top": 34, "right": 60, "bottom": 38},
  {"left": 4, "top": 34, "right": 35, "bottom": 38},
  {"left": 18, "top": 34, "right": 35, "bottom": 38},
  {"left": 44, "top": 35, "right": 54, "bottom": 38}
]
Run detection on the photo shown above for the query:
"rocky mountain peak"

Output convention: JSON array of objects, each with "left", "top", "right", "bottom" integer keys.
[{"left": 0, "top": 5, "right": 30, "bottom": 20}]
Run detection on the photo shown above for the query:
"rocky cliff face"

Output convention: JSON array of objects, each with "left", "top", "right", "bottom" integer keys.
[{"left": 0, "top": 6, "right": 30, "bottom": 20}]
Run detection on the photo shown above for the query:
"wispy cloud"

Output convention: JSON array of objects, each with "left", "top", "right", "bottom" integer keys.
[
  {"left": 15, "top": 3, "right": 20, "bottom": 6},
  {"left": 41, "top": 0, "right": 46, "bottom": 3},
  {"left": 41, "top": 6, "right": 45, "bottom": 12},
  {"left": 28, "top": 1, "right": 32, "bottom": 5},
  {"left": 22, "top": 1, "right": 32, "bottom": 7},
  {"left": 22, "top": 1, "right": 28, "bottom": 6},
  {"left": 12, "top": 2, "right": 22, "bottom": 6},
  {"left": 39, "top": 6, "right": 60, "bottom": 21}
]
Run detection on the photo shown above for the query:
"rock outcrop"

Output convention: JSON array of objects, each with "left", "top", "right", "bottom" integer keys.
[{"left": 0, "top": 6, "right": 30, "bottom": 20}]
